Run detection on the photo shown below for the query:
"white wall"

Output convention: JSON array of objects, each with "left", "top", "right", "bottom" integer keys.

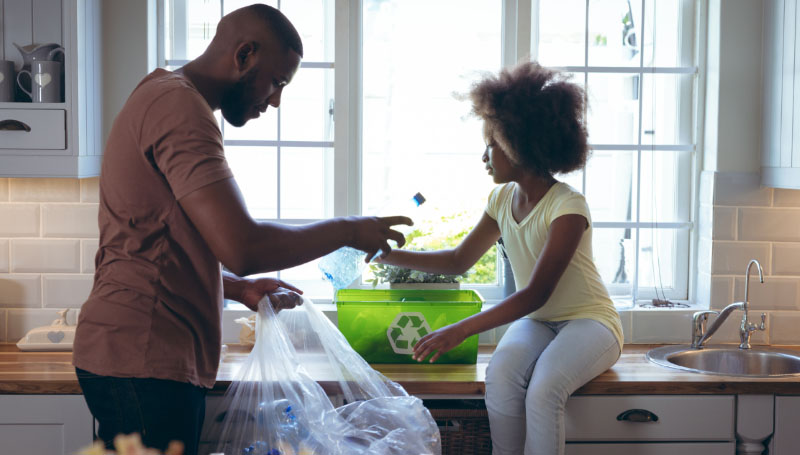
[{"left": 101, "top": 0, "right": 157, "bottom": 144}]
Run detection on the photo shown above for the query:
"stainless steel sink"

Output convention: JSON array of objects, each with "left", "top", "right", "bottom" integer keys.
[{"left": 646, "top": 345, "right": 800, "bottom": 377}]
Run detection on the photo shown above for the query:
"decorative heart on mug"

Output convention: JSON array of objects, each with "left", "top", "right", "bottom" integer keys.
[
  {"left": 47, "top": 331, "right": 65, "bottom": 343},
  {"left": 34, "top": 73, "right": 52, "bottom": 87},
  {"left": 0, "top": 72, "right": 4, "bottom": 84}
]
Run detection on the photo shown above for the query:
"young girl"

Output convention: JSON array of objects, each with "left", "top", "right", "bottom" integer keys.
[{"left": 379, "top": 61, "right": 623, "bottom": 455}]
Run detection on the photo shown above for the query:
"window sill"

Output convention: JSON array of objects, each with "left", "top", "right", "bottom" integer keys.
[{"left": 222, "top": 298, "right": 708, "bottom": 345}]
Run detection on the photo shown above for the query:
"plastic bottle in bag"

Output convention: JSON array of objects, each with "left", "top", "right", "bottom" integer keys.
[
  {"left": 318, "top": 193, "right": 426, "bottom": 290},
  {"left": 275, "top": 399, "right": 310, "bottom": 448}
]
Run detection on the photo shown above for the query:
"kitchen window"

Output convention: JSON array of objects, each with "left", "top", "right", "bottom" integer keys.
[{"left": 159, "top": 0, "right": 700, "bottom": 305}]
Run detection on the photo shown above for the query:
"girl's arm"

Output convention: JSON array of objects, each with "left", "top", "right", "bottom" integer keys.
[
  {"left": 379, "top": 212, "right": 501, "bottom": 275},
  {"left": 412, "top": 213, "right": 588, "bottom": 362}
]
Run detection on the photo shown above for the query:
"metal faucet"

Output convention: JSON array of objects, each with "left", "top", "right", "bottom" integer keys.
[{"left": 691, "top": 259, "right": 766, "bottom": 349}]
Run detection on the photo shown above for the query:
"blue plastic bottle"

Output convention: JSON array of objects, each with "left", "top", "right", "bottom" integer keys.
[{"left": 319, "top": 193, "right": 426, "bottom": 290}]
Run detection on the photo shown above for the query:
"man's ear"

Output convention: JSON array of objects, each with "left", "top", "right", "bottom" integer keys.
[{"left": 234, "top": 41, "right": 259, "bottom": 72}]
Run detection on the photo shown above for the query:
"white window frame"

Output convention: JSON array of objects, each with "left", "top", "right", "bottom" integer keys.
[
  {"left": 156, "top": 0, "right": 703, "bottom": 306},
  {"left": 528, "top": 0, "right": 700, "bottom": 304}
]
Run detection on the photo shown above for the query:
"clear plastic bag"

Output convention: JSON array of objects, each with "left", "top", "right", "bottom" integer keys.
[{"left": 206, "top": 296, "right": 441, "bottom": 455}]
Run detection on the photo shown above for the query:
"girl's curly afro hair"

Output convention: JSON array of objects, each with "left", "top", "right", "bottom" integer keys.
[{"left": 470, "top": 61, "right": 589, "bottom": 176}]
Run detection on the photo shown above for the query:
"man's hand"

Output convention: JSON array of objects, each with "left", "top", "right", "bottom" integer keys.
[
  {"left": 238, "top": 277, "right": 303, "bottom": 312},
  {"left": 348, "top": 215, "right": 413, "bottom": 262}
]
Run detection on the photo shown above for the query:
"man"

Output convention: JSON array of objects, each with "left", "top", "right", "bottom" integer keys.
[{"left": 72, "top": 5, "right": 410, "bottom": 454}]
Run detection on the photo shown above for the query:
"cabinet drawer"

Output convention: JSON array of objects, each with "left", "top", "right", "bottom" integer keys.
[
  {"left": 565, "top": 442, "right": 735, "bottom": 455},
  {"left": 565, "top": 395, "right": 734, "bottom": 441},
  {"left": 0, "top": 109, "right": 66, "bottom": 150}
]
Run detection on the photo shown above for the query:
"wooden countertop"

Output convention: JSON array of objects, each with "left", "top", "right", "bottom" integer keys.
[{"left": 2, "top": 344, "right": 800, "bottom": 395}]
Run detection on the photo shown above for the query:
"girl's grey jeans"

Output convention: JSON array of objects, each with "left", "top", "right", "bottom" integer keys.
[{"left": 485, "top": 317, "right": 621, "bottom": 455}]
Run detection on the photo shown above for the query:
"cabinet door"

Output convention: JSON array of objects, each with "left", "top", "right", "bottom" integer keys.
[
  {"left": 565, "top": 442, "right": 734, "bottom": 455},
  {"left": 774, "top": 396, "right": 800, "bottom": 455},
  {"left": 0, "top": 394, "right": 93, "bottom": 455},
  {"left": 565, "top": 395, "right": 734, "bottom": 442}
]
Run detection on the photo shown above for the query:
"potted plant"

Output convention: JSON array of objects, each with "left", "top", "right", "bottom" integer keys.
[{"left": 368, "top": 262, "right": 464, "bottom": 290}]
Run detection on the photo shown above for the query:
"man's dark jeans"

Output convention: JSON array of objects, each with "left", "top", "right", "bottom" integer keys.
[{"left": 75, "top": 368, "right": 207, "bottom": 455}]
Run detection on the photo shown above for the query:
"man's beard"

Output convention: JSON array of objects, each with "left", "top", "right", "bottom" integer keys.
[{"left": 220, "top": 67, "right": 259, "bottom": 127}]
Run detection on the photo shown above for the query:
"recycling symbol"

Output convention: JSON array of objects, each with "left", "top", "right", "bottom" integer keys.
[{"left": 387, "top": 312, "right": 432, "bottom": 355}]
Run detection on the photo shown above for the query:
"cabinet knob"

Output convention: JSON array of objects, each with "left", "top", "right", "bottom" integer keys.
[
  {"left": 0, "top": 120, "right": 31, "bottom": 132},
  {"left": 616, "top": 408, "right": 659, "bottom": 422}
]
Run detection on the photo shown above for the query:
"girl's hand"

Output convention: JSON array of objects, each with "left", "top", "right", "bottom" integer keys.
[
  {"left": 412, "top": 323, "right": 468, "bottom": 363},
  {"left": 239, "top": 277, "right": 303, "bottom": 312}
]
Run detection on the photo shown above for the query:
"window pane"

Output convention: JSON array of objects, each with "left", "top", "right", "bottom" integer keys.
[
  {"left": 224, "top": 107, "right": 278, "bottom": 141},
  {"left": 538, "top": 0, "right": 587, "bottom": 67},
  {"left": 362, "top": 0, "right": 501, "bottom": 285},
  {"left": 641, "top": 74, "right": 693, "bottom": 145},
  {"left": 280, "top": 68, "right": 334, "bottom": 142},
  {"left": 585, "top": 150, "right": 637, "bottom": 222},
  {"left": 558, "top": 170, "right": 584, "bottom": 193},
  {"left": 593, "top": 227, "right": 635, "bottom": 300},
  {"left": 586, "top": 73, "right": 640, "bottom": 144},
  {"left": 223, "top": 0, "right": 277, "bottom": 15},
  {"left": 186, "top": 0, "right": 221, "bottom": 59},
  {"left": 637, "top": 228, "right": 685, "bottom": 294},
  {"left": 643, "top": 0, "right": 686, "bottom": 67},
  {"left": 279, "top": 147, "right": 333, "bottom": 219},
  {"left": 225, "top": 146, "right": 278, "bottom": 219},
  {"left": 639, "top": 150, "right": 689, "bottom": 223},
  {"left": 587, "top": 0, "right": 642, "bottom": 67},
  {"left": 280, "top": 0, "right": 334, "bottom": 62}
]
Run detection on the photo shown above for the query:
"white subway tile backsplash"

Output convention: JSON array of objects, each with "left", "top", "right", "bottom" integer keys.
[
  {"left": 494, "top": 322, "right": 511, "bottom": 343},
  {"left": 713, "top": 172, "right": 772, "bottom": 207},
  {"left": 42, "top": 204, "right": 99, "bottom": 238},
  {"left": 772, "top": 243, "right": 800, "bottom": 276},
  {"left": 713, "top": 207, "right": 736, "bottom": 240},
  {"left": 43, "top": 275, "right": 93, "bottom": 308},
  {"left": 739, "top": 208, "right": 800, "bottom": 242},
  {"left": 0, "top": 274, "right": 42, "bottom": 308},
  {"left": 0, "top": 240, "right": 7, "bottom": 273},
  {"left": 773, "top": 189, "right": 800, "bottom": 207},
  {"left": 0, "top": 204, "right": 40, "bottom": 237},
  {"left": 619, "top": 310, "right": 632, "bottom": 344},
  {"left": 711, "top": 276, "right": 734, "bottom": 310},
  {"left": 11, "top": 240, "right": 81, "bottom": 273},
  {"left": 81, "top": 239, "right": 98, "bottom": 273},
  {"left": 711, "top": 242, "right": 770, "bottom": 275},
  {"left": 768, "top": 311, "right": 800, "bottom": 345},
  {"left": 734, "top": 276, "right": 799, "bottom": 311},
  {"left": 0, "top": 179, "right": 8, "bottom": 201},
  {"left": 9, "top": 178, "right": 80, "bottom": 202},
  {"left": 701, "top": 311, "right": 769, "bottom": 345},
  {"left": 80, "top": 178, "right": 99, "bottom": 203},
  {"left": 478, "top": 329, "right": 495, "bottom": 345},
  {"left": 7, "top": 308, "right": 79, "bottom": 343},
  {"left": 630, "top": 310, "right": 693, "bottom": 344}
]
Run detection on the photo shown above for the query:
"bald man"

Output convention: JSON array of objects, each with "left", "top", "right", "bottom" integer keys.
[{"left": 72, "top": 5, "right": 410, "bottom": 454}]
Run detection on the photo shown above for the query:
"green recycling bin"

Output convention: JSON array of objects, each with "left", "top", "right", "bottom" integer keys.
[{"left": 335, "top": 288, "right": 484, "bottom": 364}]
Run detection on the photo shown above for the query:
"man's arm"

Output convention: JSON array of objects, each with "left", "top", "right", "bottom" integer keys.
[{"left": 179, "top": 177, "right": 411, "bottom": 276}]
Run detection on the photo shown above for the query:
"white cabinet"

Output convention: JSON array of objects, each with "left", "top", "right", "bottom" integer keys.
[
  {"left": 0, "top": 0, "right": 102, "bottom": 178},
  {"left": 564, "top": 395, "right": 736, "bottom": 454},
  {"left": 773, "top": 395, "right": 800, "bottom": 455},
  {"left": 0, "top": 394, "right": 93, "bottom": 455},
  {"left": 761, "top": 0, "right": 800, "bottom": 189}
]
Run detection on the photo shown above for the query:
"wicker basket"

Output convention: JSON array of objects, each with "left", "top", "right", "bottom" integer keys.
[{"left": 429, "top": 407, "right": 492, "bottom": 455}]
